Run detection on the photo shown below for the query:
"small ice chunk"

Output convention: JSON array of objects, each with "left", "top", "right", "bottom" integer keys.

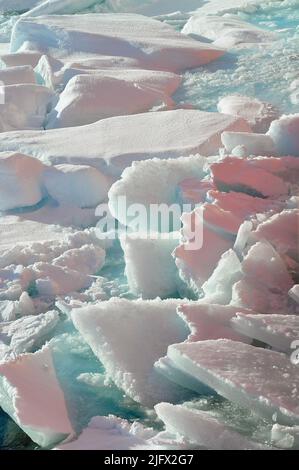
[
  {"left": 0, "top": 345, "right": 73, "bottom": 447},
  {"left": 120, "top": 232, "right": 180, "bottom": 299},
  {"left": 232, "top": 313, "right": 299, "bottom": 353},
  {"left": 0, "top": 152, "right": 44, "bottom": 211},
  {"left": 0, "top": 310, "right": 60, "bottom": 360},
  {"left": 221, "top": 131, "right": 276, "bottom": 156},
  {"left": 167, "top": 339, "right": 299, "bottom": 425},
  {"left": 0, "top": 84, "right": 53, "bottom": 131},
  {"left": 43, "top": 164, "right": 110, "bottom": 208},
  {"left": 267, "top": 114, "right": 299, "bottom": 157},
  {"left": 289, "top": 285, "right": 299, "bottom": 304},
  {"left": 218, "top": 95, "right": 279, "bottom": 133},
  {"left": 271, "top": 424, "right": 299, "bottom": 449}
]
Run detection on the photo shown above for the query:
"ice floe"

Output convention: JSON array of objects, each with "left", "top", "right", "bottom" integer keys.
[
  {"left": 72, "top": 298, "right": 192, "bottom": 406},
  {"left": 11, "top": 14, "right": 225, "bottom": 73},
  {"left": 166, "top": 339, "right": 299, "bottom": 425}
]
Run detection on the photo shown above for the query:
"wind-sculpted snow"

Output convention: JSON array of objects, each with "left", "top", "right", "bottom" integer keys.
[{"left": 0, "top": 110, "right": 251, "bottom": 176}]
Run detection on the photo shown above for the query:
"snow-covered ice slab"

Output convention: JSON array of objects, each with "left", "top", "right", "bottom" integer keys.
[
  {"left": 11, "top": 14, "right": 225, "bottom": 73},
  {"left": 167, "top": 339, "right": 299, "bottom": 425},
  {"left": 0, "top": 345, "right": 73, "bottom": 447},
  {"left": 218, "top": 95, "right": 279, "bottom": 133},
  {"left": 192, "top": 0, "right": 270, "bottom": 16},
  {"left": 109, "top": 155, "right": 206, "bottom": 229},
  {"left": 0, "top": 84, "right": 53, "bottom": 132},
  {"left": 183, "top": 15, "right": 276, "bottom": 49},
  {"left": 231, "top": 313, "right": 299, "bottom": 354},
  {"left": 0, "top": 310, "right": 60, "bottom": 360},
  {"left": 46, "top": 73, "right": 176, "bottom": 128},
  {"left": 72, "top": 298, "right": 191, "bottom": 406},
  {"left": 0, "top": 110, "right": 251, "bottom": 176},
  {"left": 0, "top": 152, "right": 44, "bottom": 211},
  {"left": 155, "top": 403, "right": 267, "bottom": 450},
  {"left": 120, "top": 232, "right": 180, "bottom": 299},
  {"left": 0, "top": 65, "right": 35, "bottom": 86}
]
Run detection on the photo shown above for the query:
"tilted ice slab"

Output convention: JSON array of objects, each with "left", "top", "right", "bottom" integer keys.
[
  {"left": 46, "top": 74, "right": 176, "bottom": 128},
  {"left": 0, "top": 292, "right": 35, "bottom": 322},
  {"left": 109, "top": 155, "right": 206, "bottom": 229},
  {"left": 167, "top": 339, "right": 299, "bottom": 426},
  {"left": 120, "top": 232, "right": 180, "bottom": 299},
  {"left": 0, "top": 345, "right": 73, "bottom": 447},
  {"left": 267, "top": 114, "right": 299, "bottom": 157},
  {"left": 0, "top": 84, "right": 53, "bottom": 132},
  {"left": 155, "top": 403, "right": 267, "bottom": 450},
  {"left": 0, "top": 65, "right": 35, "bottom": 86},
  {"left": 0, "top": 152, "right": 44, "bottom": 211},
  {"left": 177, "top": 303, "right": 252, "bottom": 343},
  {"left": 231, "top": 241, "right": 294, "bottom": 314},
  {"left": 0, "top": 310, "right": 59, "bottom": 360},
  {"left": 174, "top": 203, "right": 241, "bottom": 290},
  {"left": 253, "top": 209, "right": 299, "bottom": 261},
  {"left": 0, "top": 51, "right": 43, "bottom": 68},
  {"left": 210, "top": 157, "right": 288, "bottom": 198},
  {"left": 183, "top": 15, "right": 276, "bottom": 49},
  {"left": 0, "top": 110, "right": 251, "bottom": 176},
  {"left": 218, "top": 95, "right": 279, "bottom": 133},
  {"left": 11, "top": 14, "right": 225, "bottom": 73},
  {"left": 72, "top": 298, "right": 191, "bottom": 406},
  {"left": 231, "top": 313, "right": 299, "bottom": 354}
]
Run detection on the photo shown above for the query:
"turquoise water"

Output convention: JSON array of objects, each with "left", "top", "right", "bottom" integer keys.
[{"left": 0, "top": 0, "right": 298, "bottom": 449}]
